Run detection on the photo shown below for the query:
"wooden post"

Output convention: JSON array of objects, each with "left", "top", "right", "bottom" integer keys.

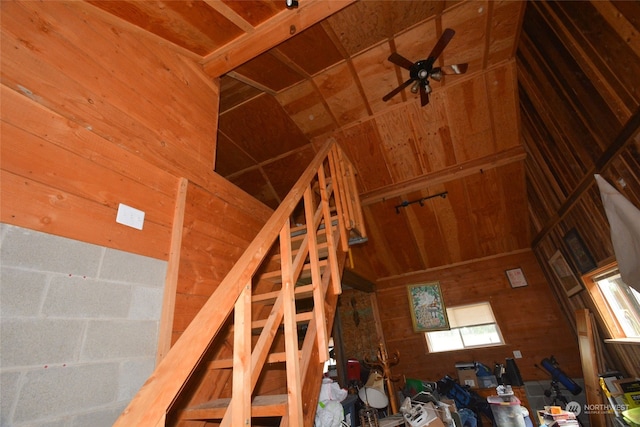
[
  {"left": 576, "top": 309, "right": 607, "bottom": 426},
  {"left": 156, "top": 177, "right": 188, "bottom": 364}
]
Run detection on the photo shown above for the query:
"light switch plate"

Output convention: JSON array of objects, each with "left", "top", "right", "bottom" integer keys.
[
  {"left": 513, "top": 350, "right": 522, "bottom": 359},
  {"left": 116, "top": 203, "right": 145, "bottom": 230}
]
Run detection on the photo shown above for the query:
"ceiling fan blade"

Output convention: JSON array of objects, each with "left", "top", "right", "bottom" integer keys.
[
  {"left": 441, "top": 63, "right": 468, "bottom": 75},
  {"left": 425, "top": 28, "right": 455, "bottom": 68},
  {"left": 387, "top": 52, "right": 415, "bottom": 70},
  {"left": 420, "top": 83, "right": 430, "bottom": 106},
  {"left": 382, "top": 78, "right": 414, "bottom": 102}
]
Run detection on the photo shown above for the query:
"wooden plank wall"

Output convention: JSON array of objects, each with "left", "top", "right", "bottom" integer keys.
[
  {"left": 1, "top": 0, "right": 274, "bottom": 404},
  {"left": 375, "top": 250, "right": 584, "bottom": 386},
  {"left": 517, "top": 1, "right": 640, "bottom": 377}
]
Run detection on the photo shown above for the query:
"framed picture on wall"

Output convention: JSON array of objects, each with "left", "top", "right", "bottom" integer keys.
[
  {"left": 563, "top": 228, "right": 597, "bottom": 274},
  {"left": 505, "top": 267, "right": 528, "bottom": 288},
  {"left": 407, "top": 282, "right": 449, "bottom": 332},
  {"left": 548, "top": 250, "right": 583, "bottom": 297}
]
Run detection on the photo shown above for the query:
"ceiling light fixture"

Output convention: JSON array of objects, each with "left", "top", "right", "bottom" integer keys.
[
  {"left": 286, "top": 0, "right": 298, "bottom": 8},
  {"left": 395, "top": 191, "right": 448, "bottom": 214}
]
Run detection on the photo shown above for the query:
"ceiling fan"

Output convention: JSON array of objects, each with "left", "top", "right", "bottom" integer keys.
[{"left": 382, "top": 28, "right": 468, "bottom": 107}]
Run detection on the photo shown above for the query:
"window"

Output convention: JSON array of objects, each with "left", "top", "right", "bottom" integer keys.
[
  {"left": 587, "top": 266, "right": 640, "bottom": 340},
  {"left": 425, "top": 302, "right": 504, "bottom": 352}
]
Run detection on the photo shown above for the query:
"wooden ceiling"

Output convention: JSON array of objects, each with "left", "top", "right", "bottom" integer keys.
[{"left": 86, "top": 0, "right": 529, "bottom": 281}]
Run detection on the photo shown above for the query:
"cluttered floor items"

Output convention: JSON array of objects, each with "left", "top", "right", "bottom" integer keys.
[
  {"left": 317, "top": 347, "right": 535, "bottom": 427},
  {"left": 316, "top": 370, "right": 539, "bottom": 427},
  {"left": 599, "top": 372, "right": 640, "bottom": 427}
]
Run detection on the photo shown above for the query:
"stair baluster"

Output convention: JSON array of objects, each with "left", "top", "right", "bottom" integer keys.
[{"left": 114, "top": 139, "right": 365, "bottom": 427}]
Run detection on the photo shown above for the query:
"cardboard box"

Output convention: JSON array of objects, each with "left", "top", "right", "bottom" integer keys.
[
  {"left": 457, "top": 368, "right": 478, "bottom": 389},
  {"left": 613, "top": 378, "right": 640, "bottom": 409},
  {"left": 478, "top": 375, "right": 498, "bottom": 389}
]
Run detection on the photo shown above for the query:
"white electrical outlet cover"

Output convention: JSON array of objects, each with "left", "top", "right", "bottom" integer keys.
[
  {"left": 116, "top": 203, "right": 145, "bottom": 230},
  {"left": 513, "top": 350, "right": 522, "bottom": 359}
]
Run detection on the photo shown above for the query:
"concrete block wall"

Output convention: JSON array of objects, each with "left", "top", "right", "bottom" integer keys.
[{"left": 1, "top": 224, "right": 167, "bottom": 426}]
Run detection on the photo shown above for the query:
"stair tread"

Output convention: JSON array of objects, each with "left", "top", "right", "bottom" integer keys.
[
  {"left": 182, "top": 394, "right": 288, "bottom": 420},
  {"left": 252, "top": 283, "right": 314, "bottom": 303},
  {"left": 208, "top": 350, "right": 302, "bottom": 370},
  {"left": 259, "top": 259, "right": 327, "bottom": 282},
  {"left": 289, "top": 214, "right": 338, "bottom": 236},
  {"left": 272, "top": 240, "right": 329, "bottom": 260}
]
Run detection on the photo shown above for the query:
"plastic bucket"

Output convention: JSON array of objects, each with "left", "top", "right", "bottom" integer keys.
[{"left": 488, "top": 395, "right": 526, "bottom": 427}]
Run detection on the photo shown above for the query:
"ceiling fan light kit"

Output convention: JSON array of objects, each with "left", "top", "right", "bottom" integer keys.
[{"left": 383, "top": 28, "right": 468, "bottom": 106}]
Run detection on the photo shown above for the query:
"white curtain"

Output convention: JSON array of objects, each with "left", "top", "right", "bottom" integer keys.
[{"left": 595, "top": 174, "right": 640, "bottom": 291}]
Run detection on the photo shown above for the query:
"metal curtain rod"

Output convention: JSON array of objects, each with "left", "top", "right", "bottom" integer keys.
[{"left": 395, "top": 191, "right": 448, "bottom": 214}]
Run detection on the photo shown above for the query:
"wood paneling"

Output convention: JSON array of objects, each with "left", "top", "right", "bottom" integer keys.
[
  {"left": 375, "top": 250, "right": 584, "bottom": 383},
  {"left": 173, "top": 180, "right": 271, "bottom": 338},
  {"left": 1, "top": 0, "right": 271, "bottom": 386},
  {"left": 350, "top": 156, "right": 527, "bottom": 279},
  {"left": 3, "top": 0, "right": 640, "bottom": 419},
  {"left": 519, "top": 0, "right": 640, "bottom": 378},
  {"left": 1, "top": 0, "right": 220, "bottom": 189},
  {"left": 0, "top": 87, "right": 174, "bottom": 260},
  {"left": 7, "top": 0, "right": 528, "bottom": 285}
]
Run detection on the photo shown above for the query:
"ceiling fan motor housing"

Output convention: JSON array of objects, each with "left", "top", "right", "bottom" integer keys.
[{"left": 410, "top": 60, "right": 432, "bottom": 81}]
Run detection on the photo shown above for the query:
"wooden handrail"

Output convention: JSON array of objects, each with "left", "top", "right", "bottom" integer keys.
[{"left": 114, "top": 137, "right": 363, "bottom": 426}]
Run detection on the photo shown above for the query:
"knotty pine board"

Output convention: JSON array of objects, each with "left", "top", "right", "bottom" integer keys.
[
  {"left": 2, "top": 121, "right": 175, "bottom": 227},
  {"left": 1, "top": 87, "right": 175, "bottom": 260},
  {"left": 1, "top": 170, "right": 172, "bottom": 260},
  {"left": 184, "top": 181, "right": 271, "bottom": 244},
  {"left": 1, "top": 1, "right": 219, "bottom": 189}
]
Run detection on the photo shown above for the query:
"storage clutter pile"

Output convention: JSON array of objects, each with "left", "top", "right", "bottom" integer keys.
[
  {"left": 315, "top": 378, "right": 349, "bottom": 427},
  {"left": 402, "top": 377, "right": 534, "bottom": 427},
  {"left": 400, "top": 377, "right": 482, "bottom": 427}
]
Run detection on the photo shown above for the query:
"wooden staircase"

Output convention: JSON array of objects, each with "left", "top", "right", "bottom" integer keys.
[{"left": 114, "top": 139, "right": 366, "bottom": 427}]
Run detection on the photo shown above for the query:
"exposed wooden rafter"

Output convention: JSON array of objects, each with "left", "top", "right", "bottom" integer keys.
[{"left": 200, "top": 0, "right": 355, "bottom": 77}]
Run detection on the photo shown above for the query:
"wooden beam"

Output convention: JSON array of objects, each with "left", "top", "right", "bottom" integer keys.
[
  {"left": 201, "top": 0, "right": 355, "bottom": 77},
  {"left": 359, "top": 145, "right": 527, "bottom": 206},
  {"left": 532, "top": 107, "right": 640, "bottom": 246},
  {"left": 305, "top": 186, "right": 329, "bottom": 361},
  {"left": 319, "top": 160, "right": 342, "bottom": 295},
  {"left": 280, "top": 220, "right": 304, "bottom": 426},
  {"left": 156, "top": 177, "right": 188, "bottom": 365},
  {"left": 576, "top": 309, "right": 607, "bottom": 427},
  {"left": 342, "top": 268, "right": 375, "bottom": 293},
  {"left": 202, "top": 0, "right": 254, "bottom": 32},
  {"left": 377, "top": 248, "right": 532, "bottom": 288},
  {"left": 230, "top": 282, "right": 252, "bottom": 427}
]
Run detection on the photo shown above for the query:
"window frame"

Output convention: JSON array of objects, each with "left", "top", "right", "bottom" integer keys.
[
  {"left": 584, "top": 262, "right": 640, "bottom": 342},
  {"left": 424, "top": 301, "right": 505, "bottom": 353}
]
